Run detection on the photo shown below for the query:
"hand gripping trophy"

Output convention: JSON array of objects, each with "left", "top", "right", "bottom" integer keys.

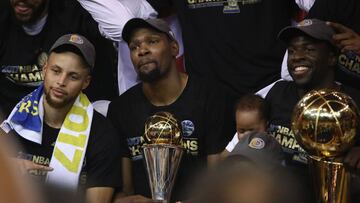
[
  {"left": 142, "top": 112, "right": 183, "bottom": 202},
  {"left": 292, "top": 89, "right": 359, "bottom": 203}
]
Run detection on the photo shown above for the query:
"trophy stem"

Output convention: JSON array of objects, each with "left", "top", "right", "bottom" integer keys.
[
  {"left": 143, "top": 144, "right": 183, "bottom": 202},
  {"left": 308, "top": 156, "right": 351, "bottom": 203}
]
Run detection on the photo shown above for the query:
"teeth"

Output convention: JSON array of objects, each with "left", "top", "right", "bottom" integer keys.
[{"left": 294, "top": 66, "right": 309, "bottom": 71}]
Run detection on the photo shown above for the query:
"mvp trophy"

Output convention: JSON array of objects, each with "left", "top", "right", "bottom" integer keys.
[
  {"left": 292, "top": 89, "right": 359, "bottom": 203},
  {"left": 142, "top": 112, "right": 183, "bottom": 202}
]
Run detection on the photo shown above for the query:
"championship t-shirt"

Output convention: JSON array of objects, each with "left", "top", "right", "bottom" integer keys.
[
  {"left": 266, "top": 80, "right": 360, "bottom": 202},
  {"left": 266, "top": 80, "right": 360, "bottom": 166},
  {"left": 13, "top": 111, "right": 122, "bottom": 189},
  {"left": 107, "top": 76, "right": 235, "bottom": 201}
]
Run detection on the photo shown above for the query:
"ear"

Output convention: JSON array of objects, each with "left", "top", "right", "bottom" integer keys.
[
  {"left": 82, "top": 75, "right": 91, "bottom": 90},
  {"left": 170, "top": 40, "right": 179, "bottom": 57},
  {"left": 42, "top": 61, "right": 48, "bottom": 76}
]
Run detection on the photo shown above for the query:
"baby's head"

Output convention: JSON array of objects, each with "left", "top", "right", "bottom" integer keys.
[{"left": 235, "top": 94, "right": 269, "bottom": 139}]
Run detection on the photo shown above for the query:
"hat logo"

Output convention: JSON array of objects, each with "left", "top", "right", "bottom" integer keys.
[
  {"left": 297, "top": 19, "right": 313, "bottom": 27},
  {"left": 69, "top": 35, "right": 84, "bottom": 44},
  {"left": 248, "top": 138, "right": 265, "bottom": 149}
]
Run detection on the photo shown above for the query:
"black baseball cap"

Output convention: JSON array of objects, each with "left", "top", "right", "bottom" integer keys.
[
  {"left": 122, "top": 18, "right": 175, "bottom": 43},
  {"left": 278, "top": 19, "right": 335, "bottom": 45},
  {"left": 229, "top": 131, "right": 285, "bottom": 168},
  {"left": 49, "top": 34, "right": 95, "bottom": 70}
]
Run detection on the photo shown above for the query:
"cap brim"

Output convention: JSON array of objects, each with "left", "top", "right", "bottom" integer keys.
[{"left": 122, "top": 18, "right": 157, "bottom": 43}]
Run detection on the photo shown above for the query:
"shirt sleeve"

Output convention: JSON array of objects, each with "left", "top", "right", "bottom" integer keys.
[
  {"left": 77, "top": 0, "right": 157, "bottom": 42},
  {"left": 204, "top": 83, "right": 236, "bottom": 155},
  {"left": 295, "top": 0, "right": 315, "bottom": 12}
]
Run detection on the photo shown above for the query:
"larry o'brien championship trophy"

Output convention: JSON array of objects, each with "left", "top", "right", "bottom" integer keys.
[
  {"left": 292, "top": 89, "right": 359, "bottom": 203},
  {"left": 142, "top": 112, "right": 183, "bottom": 202}
]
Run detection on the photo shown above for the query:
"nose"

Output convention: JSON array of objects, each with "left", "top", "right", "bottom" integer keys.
[
  {"left": 56, "top": 73, "right": 67, "bottom": 86},
  {"left": 137, "top": 43, "right": 150, "bottom": 57}
]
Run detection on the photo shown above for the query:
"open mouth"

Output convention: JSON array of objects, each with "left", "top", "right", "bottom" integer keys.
[{"left": 292, "top": 66, "right": 310, "bottom": 76}]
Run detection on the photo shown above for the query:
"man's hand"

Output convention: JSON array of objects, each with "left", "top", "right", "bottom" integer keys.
[
  {"left": 327, "top": 22, "right": 360, "bottom": 55},
  {"left": 13, "top": 158, "right": 53, "bottom": 175},
  {"left": 344, "top": 146, "right": 360, "bottom": 172},
  {"left": 113, "top": 195, "right": 156, "bottom": 203}
]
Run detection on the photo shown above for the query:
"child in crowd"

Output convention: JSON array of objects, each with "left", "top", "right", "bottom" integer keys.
[{"left": 221, "top": 94, "right": 270, "bottom": 158}]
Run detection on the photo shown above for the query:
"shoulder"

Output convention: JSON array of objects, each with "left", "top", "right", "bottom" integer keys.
[
  {"left": 107, "top": 83, "right": 144, "bottom": 121},
  {"left": 267, "top": 81, "right": 295, "bottom": 98},
  {"left": 90, "top": 111, "right": 116, "bottom": 135},
  {"left": 186, "top": 75, "right": 230, "bottom": 97},
  {"left": 109, "top": 84, "right": 143, "bottom": 109}
]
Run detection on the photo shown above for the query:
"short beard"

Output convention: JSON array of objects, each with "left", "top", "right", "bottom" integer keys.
[
  {"left": 138, "top": 68, "right": 162, "bottom": 83},
  {"left": 44, "top": 90, "right": 75, "bottom": 109},
  {"left": 11, "top": 0, "right": 49, "bottom": 25}
]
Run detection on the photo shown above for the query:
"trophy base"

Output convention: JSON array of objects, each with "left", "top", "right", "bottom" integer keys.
[
  {"left": 308, "top": 156, "right": 351, "bottom": 203},
  {"left": 143, "top": 144, "right": 183, "bottom": 203}
]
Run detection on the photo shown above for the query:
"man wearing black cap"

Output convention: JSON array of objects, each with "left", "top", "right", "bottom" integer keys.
[
  {"left": 0, "top": 0, "right": 118, "bottom": 117},
  {"left": 266, "top": 18, "right": 360, "bottom": 201},
  {"left": 107, "top": 18, "right": 234, "bottom": 203},
  {"left": 1, "top": 34, "right": 121, "bottom": 203}
]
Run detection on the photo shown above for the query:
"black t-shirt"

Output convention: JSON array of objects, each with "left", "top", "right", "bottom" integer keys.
[
  {"left": 0, "top": 0, "right": 117, "bottom": 116},
  {"left": 107, "top": 76, "right": 235, "bottom": 201},
  {"left": 266, "top": 81, "right": 360, "bottom": 166},
  {"left": 13, "top": 111, "right": 122, "bottom": 189},
  {"left": 147, "top": 0, "right": 297, "bottom": 95},
  {"left": 266, "top": 80, "right": 360, "bottom": 202},
  {"left": 307, "top": 0, "right": 360, "bottom": 91}
]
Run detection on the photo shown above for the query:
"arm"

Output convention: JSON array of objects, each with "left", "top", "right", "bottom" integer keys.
[
  {"left": 121, "top": 157, "right": 135, "bottom": 196},
  {"left": 113, "top": 158, "right": 153, "bottom": 203},
  {"left": 77, "top": 0, "right": 157, "bottom": 41},
  {"left": 204, "top": 83, "right": 236, "bottom": 167},
  {"left": 86, "top": 187, "right": 114, "bottom": 203},
  {"left": 295, "top": 0, "right": 315, "bottom": 12}
]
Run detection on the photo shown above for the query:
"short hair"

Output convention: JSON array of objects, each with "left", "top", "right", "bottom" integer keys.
[
  {"left": 234, "top": 94, "right": 270, "bottom": 122},
  {"left": 50, "top": 45, "right": 92, "bottom": 73}
]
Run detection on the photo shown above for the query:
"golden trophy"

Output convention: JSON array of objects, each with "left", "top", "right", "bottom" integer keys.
[
  {"left": 292, "top": 89, "right": 359, "bottom": 203},
  {"left": 142, "top": 111, "right": 183, "bottom": 202}
]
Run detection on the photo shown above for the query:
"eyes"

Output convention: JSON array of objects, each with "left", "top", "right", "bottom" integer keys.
[
  {"left": 129, "top": 38, "right": 160, "bottom": 52},
  {"left": 237, "top": 128, "right": 254, "bottom": 134},
  {"left": 50, "top": 67, "right": 81, "bottom": 81},
  {"left": 288, "top": 46, "right": 317, "bottom": 55}
]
